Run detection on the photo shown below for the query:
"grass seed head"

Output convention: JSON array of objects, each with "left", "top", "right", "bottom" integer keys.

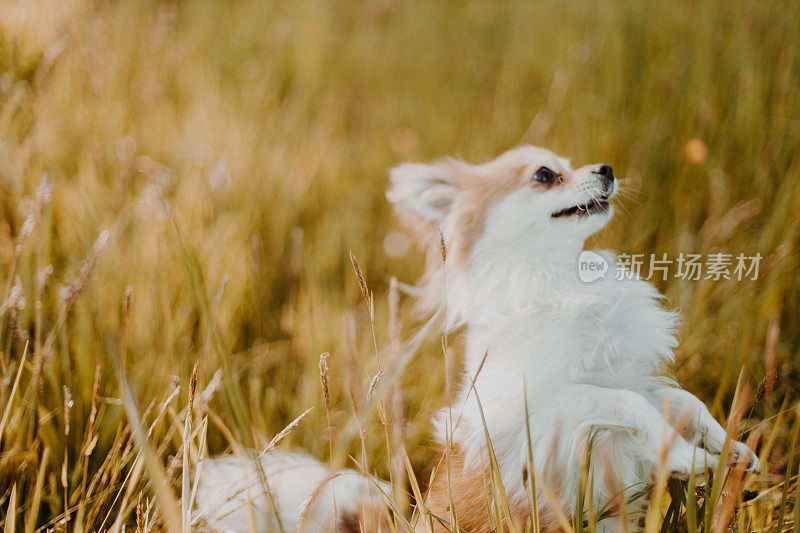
[
  {"left": 349, "top": 249, "right": 371, "bottom": 307},
  {"left": 319, "top": 352, "right": 331, "bottom": 416}
]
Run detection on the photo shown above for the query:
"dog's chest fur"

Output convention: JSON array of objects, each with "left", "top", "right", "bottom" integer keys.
[
  {"left": 457, "top": 260, "right": 677, "bottom": 391},
  {"left": 433, "top": 257, "right": 678, "bottom": 499}
]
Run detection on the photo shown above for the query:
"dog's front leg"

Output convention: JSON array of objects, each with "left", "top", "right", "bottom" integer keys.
[
  {"left": 543, "top": 385, "right": 719, "bottom": 479},
  {"left": 649, "top": 387, "right": 760, "bottom": 472}
]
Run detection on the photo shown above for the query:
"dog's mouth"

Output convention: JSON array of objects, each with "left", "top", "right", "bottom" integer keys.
[{"left": 551, "top": 198, "right": 610, "bottom": 218}]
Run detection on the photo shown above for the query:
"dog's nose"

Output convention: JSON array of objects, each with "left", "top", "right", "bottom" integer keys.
[{"left": 596, "top": 165, "right": 614, "bottom": 182}]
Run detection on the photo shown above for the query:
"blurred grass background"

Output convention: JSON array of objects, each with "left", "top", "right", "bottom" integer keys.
[{"left": 0, "top": 0, "right": 799, "bottom": 530}]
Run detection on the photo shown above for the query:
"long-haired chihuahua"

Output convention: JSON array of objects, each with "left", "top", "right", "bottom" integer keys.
[{"left": 388, "top": 145, "right": 759, "bottom": 531}]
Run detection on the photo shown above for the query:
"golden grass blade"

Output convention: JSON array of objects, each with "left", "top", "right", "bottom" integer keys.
[
  {"left": 644, "top": 395, "right": 680, "bottom": 533},
  {"left": 759, "top": 394, "right": 790, "bottom": 469},
  {"left": 180, "top": 364, "right": 197, "bottom": 533},
  {"left": 584, "top": 433, "right": 597, "bottom": 533},
  {"left": 110, "top": 454, "right": 145, "bottom": 533},
  {"left": 4, "top": 484, "right": 16, "bottom": 533},
  {"left": 704, "top": 440, "right": 731, "bottom": 529},
  {"left": 0, "top": 341, "right": 28, "bottom": 446},
  {"left": 110, "top": 341, "right": 181, "bottom": 533},
  {"left": 402, "top": 447, "right": 434, "bottom": 533},
  {"left": 777, "top": 414, "right": 800, "bottom": 532},
  {"left": 586, "top": 469, "right": 596, "bottom": 533},
  {"left": 522, "top": 385, "right": 540, "bottom": 533},
  {"left": 472, "top": 390, "right": 520, "bottom": 533},
  {"left": 794, "top": 456, "right": 800, "bottom": 533},
  {"left": 256, "top": 406, "right": 314, "bottom": 459},
  {"left": 706, "top": 369, "right": 749, "bottom": 532},
  {"left": 443, "top": 424, "right": 459, "bottom": 533},
  {"left": 24, "top": 447, "right": 49, "bottom": 533},
  {"left": 522, "top": 444, "right": 573, "bottom": 531},
  {"left": 73, "top": 505, "right": 85, "bottom": 533},
  {"left": 296, "top": 472, "right": 343, "bottom": 533},
  {"left": 205, "top": 410, "right": 283, "bottom": 533},
  {"left": 714, "top": 426, "right": 762, "bottom": 533},
  {"left": 188, "top": 415, "right": 208, "bottom": 524},
  {"left": 370, "top": 474, "right": 412, "bottom": 533},
  {"left": 686, "top": 437, "right": 698, "bottom": 533},
  {"left": 574, "top": 432, "right": 591, "bottom": 533}
]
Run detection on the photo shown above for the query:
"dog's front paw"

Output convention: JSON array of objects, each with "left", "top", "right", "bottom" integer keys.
[
  {"left": 667, "top": 445, "right": 720, "bottom": 480},
  {"left": 728, "top": 441, "right": 760, "bottom": 473}
]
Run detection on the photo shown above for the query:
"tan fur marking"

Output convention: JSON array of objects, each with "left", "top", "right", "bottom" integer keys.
[
  {"left": 420, "top": 445, "right": 530, "bottom": 532},
  {"left": 423, "top": 156, "right": 570, "bottom": 271},
  {"left": 390, "top": 146, "right": 574, "bottom": 317},
  {"left": 448, "top": 164, "right": 529, "bottom": 264},
  {"left": 337, "top": 497, "right": 390, "bottom": 532}
]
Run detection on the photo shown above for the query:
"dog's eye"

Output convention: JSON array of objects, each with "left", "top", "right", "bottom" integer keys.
[{"left": 533, "top": 166, "right": 558, "bottom": 184}]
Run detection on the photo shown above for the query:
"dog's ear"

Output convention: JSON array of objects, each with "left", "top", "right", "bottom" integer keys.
[{"left": 387, "top": 161, "right": 462, "bottom": 225}]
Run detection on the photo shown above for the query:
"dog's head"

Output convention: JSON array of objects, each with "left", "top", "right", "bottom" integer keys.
[{"left": 387, "top": 145, "right": 617, "bottom": 320}]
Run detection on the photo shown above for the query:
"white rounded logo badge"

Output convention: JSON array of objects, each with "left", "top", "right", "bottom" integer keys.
[{"left": 578, "top": 250, "right": 609, "bottom": 283}]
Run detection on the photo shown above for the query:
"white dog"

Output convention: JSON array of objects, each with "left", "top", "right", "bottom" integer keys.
[
  {"left": 387, "top": 145, "right": 759, "bottom": 531},
  {"left": 194, "top": 449, "right": 388, "bottom": 532}
]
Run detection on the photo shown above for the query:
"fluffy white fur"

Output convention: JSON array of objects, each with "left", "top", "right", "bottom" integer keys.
[
  {"left": 193, "top": 145, "right": 758, "bottom": 532},
  {"left": 388, "top": 145, "right": 759, "bottom": 530},
  {"left": 193, "top": 449, "right": 387, "bottom": 532}
]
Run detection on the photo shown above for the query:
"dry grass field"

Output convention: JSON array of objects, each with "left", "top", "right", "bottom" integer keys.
[{"left": 0, "top": 0, "right": 799, "bottom": 530}]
